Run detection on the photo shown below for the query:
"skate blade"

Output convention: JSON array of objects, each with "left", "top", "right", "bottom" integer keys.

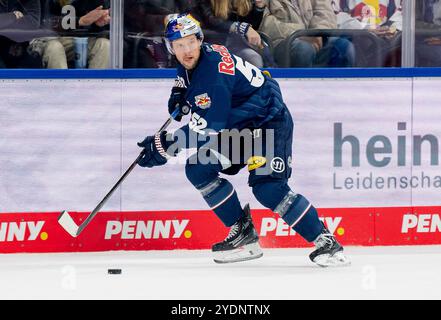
[
  {"left": 313, "top": 251, "right": 351, "bottom": 268},
  {"left": 213, "top": 242, "right": 263, "bottom": 264}
]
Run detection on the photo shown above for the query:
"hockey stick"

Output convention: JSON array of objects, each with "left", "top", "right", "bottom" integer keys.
[{"left": 58, "top": 107, "right": 187, "bottom": 237}]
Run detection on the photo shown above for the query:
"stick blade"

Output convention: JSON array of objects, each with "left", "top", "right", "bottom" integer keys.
[{"left": 58, "top": 211, "right": 79, "bottom": 238}]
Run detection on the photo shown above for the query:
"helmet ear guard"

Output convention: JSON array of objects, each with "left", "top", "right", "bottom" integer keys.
[
  {"left": 164, "top": 13, "right": 204, "bottom": 55},
  {"left": 165, "top": 38, "right": 175, "bottom": 55}
]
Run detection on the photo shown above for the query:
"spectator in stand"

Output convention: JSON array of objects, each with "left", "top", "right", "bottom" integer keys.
[
  {"left": 415, "top": 0, "right": 441, "bottom": 67},
  {"left": 0, "top": 0, "right": 42, "bottom": 68},
  {"left": 32, "top": 0, "right": 110, "bottom": 69},
  {"left": 332, "top": 0, "right": 402, "bottom": 66},
  {"left": 0, "top": 0, "right": 41, "bottom": 30},
  {"left": 125, "top": 0, "right": 192, "bottom": 36},
  {"left": 259, "top": 0, "right": 355, "bottom": 67},
  {"left": 123, "top": 0, "right": 193, "bottom": 68},
  {"left": 333, "top": 0, "right": 402, "bottom": 31},
  {"left": 191, "top": 0, "right": 267, "bottom": 68}
]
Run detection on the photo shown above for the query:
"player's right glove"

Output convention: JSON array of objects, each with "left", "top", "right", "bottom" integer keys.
[
  {"left": 137, "top": 132, "right": 169, "bottom": 168},
  {"left": 168, "top": 86, "right": 190, "bottom": 122},
  {"left": 137, "top": 131, "right": 181, "bottom": 168}
]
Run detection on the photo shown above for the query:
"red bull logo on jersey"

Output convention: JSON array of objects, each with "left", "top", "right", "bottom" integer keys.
[
  {"left": 211, "top": 44, "right": 235, "bottom": 76},
  {"left": 195, "top": 93, "right": 211, "bottom": 109}
]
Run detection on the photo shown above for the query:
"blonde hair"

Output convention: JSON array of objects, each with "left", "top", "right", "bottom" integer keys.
[{"left": 210, "top": 0, "right": 252, "bottom": 20}]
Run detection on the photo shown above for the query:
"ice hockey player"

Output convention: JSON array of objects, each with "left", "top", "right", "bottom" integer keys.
[{"left": 136, "top": 13, "right": 350, "bottom": 267}]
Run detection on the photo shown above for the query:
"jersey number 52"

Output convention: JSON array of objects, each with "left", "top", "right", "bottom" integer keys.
[{"left": 189, "top": 113, "right": 208, "bottom": 134}]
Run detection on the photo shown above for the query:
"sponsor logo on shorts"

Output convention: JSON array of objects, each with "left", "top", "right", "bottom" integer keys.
[
  {"left": 271, "top": 157, "right": 285, "bottom": 173},
  {"left": 247, "top": 156, "right": 267, "bottom": 171}
]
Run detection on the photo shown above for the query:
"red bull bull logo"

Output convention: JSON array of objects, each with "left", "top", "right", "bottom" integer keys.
[
  {"left": 173, "top": 23, "right": 184, "bottom": 32},
  {"left": 195, "top": 93, "right": 211, "bottom": 109}
]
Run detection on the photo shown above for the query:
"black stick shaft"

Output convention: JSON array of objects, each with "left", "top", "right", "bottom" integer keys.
[
  {"left": 75, "top": 114, "right": 176, "bottom": 236},
  {"left": 76, "top": 152, "right": 144, "bottom": 236}
]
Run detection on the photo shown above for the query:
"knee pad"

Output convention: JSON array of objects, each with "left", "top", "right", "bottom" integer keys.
[
  {"left": 186, "top": 154, "right": 243, "bottom": 226},
  {"left": 274, "top": 191, "right": 322, "bottom": 242},
  {"left": 252, "top": 181, "right": 315, "bottom": 228},
  {"left": 273, "top": 191, "right": 315, "bottom": 228},
  {"left": 185, "top": 151, "right": 228, "bottom": 187},
  {"left": 252, "top": 181, "right": 291, "bottom": 210},
  {"left": 198, "top": 177, "right": 235, "bottom": 210},
  {"left": 185, "top": 160, "right": 219, "bottom": 188}
]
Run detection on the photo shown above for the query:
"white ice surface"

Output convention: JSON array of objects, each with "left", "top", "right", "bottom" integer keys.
[{"left": 0, "top": 245, "right": 440, "bottom": 300}]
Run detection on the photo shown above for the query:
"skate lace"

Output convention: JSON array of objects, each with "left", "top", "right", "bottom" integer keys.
[
  {"left": 314, "top": 233, "right": 334, "bottom": 249},
  {"left": 225, "top": 223, "right": 240, "bottom": 241}
]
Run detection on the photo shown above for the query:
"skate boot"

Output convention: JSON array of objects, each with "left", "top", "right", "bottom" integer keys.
[
  {"left": 212, "top": 204, "right": 263, "bottom": 264},
  {"left": 309, "top": 223, "right": 350, "bottom": 267}
]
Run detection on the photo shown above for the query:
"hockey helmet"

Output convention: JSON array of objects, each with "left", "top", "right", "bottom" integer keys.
[{"left": 164, "top": 13, "right": 204, "bottom": 54}]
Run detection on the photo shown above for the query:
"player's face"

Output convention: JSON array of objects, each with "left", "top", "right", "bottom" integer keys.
[{"left": 172, "top": 35, "right": 201, "bottom": 70}]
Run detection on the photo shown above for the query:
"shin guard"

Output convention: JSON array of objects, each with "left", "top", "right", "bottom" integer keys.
[
  {"left": 198, "top": 178, "right": 243, "bottom": 227},
  {"left": 274, "top": 191, "right": 323, "bottom": 242}
]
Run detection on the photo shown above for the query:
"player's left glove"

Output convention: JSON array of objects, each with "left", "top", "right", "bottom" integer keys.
[
  {"left": 168, "top": 87, "right": 190, "bottom": 122},
  {"left": 137, "top": 131, "right": 174, "bottom": 168}
]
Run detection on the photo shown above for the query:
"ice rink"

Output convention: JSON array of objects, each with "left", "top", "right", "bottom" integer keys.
[{"left": 1, "top": 245, "right": 440, "bottom": 300}]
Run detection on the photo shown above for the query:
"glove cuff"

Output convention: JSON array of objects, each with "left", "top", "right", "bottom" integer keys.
[{"left": 154, "top": 132, "right": 171, "bottom": 160}]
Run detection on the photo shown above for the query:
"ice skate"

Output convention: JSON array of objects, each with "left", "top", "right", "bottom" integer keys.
[
  {"left": 212, "top": 204, "right": 263, "bottom": 264},
  {"left": 309, "top": 223, "right": 350, "bottom": 267}
]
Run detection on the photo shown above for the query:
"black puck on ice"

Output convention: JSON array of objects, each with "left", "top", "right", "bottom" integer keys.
[{"left": 108, "top": 269, "right": 122, "bottom": 275}]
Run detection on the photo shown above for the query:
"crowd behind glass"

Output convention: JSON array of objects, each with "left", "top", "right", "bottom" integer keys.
[{"left": 0, "top": 0, "right": 440, "bottom": 69}]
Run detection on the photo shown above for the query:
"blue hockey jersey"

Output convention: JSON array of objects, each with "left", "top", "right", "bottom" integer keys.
[{"left": 173, "top": 43, "right": 285, "bottom": 148}]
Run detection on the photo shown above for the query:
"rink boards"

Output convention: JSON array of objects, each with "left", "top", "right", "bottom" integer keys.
[
  {"left": 1, "top": 76, "right": 441, "bottom": 253},
  {"left": 1, "top": 206, "right": 441, "bottom": 253}
]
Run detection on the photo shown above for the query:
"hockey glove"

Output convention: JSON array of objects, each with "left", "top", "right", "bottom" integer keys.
[
  {"left": 168, "top": 87, "right": 190, "bottom": 122},
  {"left": 137, "top": 131, "right": 175, "bottom": 168}
]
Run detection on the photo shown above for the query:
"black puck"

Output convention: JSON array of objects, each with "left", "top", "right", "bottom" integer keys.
[{"left": 108, "top": 269, "right": 122, "bottom": 275}]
